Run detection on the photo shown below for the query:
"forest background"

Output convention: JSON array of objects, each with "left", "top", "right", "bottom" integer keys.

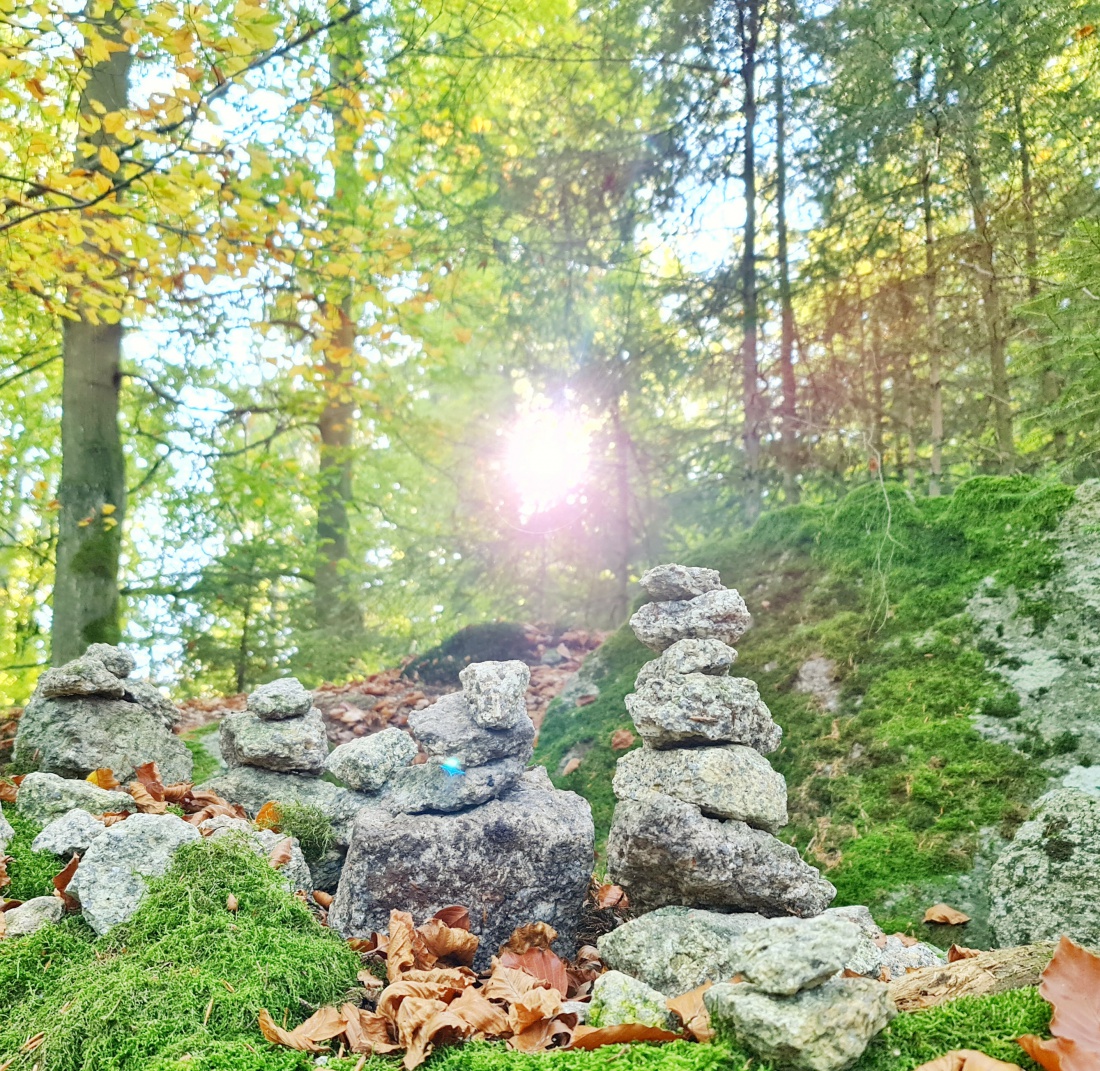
[{"left": 3, "top": 0, "right": 1100, "bottom": 704}]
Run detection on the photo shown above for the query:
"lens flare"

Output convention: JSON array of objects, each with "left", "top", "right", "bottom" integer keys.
[{"left": 504, "top": 406, "right": 589, "bottom": 521}]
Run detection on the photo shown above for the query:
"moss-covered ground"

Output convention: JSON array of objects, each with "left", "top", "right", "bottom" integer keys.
[
  {"left": 534, "top": 476, "right": 1073, "bottom": 938},
  {"left": 181, "top": 720, "right": 224, "bottom": 784}
]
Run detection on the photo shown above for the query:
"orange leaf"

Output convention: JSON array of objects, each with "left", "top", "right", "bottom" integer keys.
[
  {"left": 481, "top": 964, "right": 551, "bottom": 1006},
  {"left": 0, "top": 781, "right": 18, "bottom": 803},
  {"left": 100, "top": 811, "right": 131, "bottom": 827},
  {"left": 508, "top": 1015, "right": 575, "bottom": 1053},
  {"left": 433, "top": 905, "right": 470, "bottom": 931},
  {"left": 395, "top": 997, "right": 473, "bottom": 1070},
  {"left": 377, "top": 971, "right": 476, "bottom": 1023},
  {"left": 417, "top": 917, "right": 479, "bottom": 967},
  {"left": 86, "top": 768, "right": 120, "bottom": 790},
  {"left": 313, "top": 890, "right": 334, "bottom": 908},
  {"left": 446, "top": 986, "right": 511, "bottom": 1037},
  {"left": 923, "top": 903, "right": 971, "bottom": 925},
  {"left": 609, "top": 729, "right": 635, "bottom": 750},
  {"left": 133, "top": 761, "right": 166, "bottom": 801},
  {"left": 507, "top": 986, "right": 562, "bottom": 1034},
  {"left": 502, "top": 922, "right": 557, "bottom": 954},
  {"left": 387, "top": 909, "right": 418, "bottom": 981},
  {"left": 226, "top": 894, "right": 239, "bottom": 913},
  {"left": 128, "top": 781, "right": 167, "bottom": 814},
  {"left": 0, "top": 855, "right": 10, "bottom": 892},
  {"left": 162, "top": 782, "right": 193, "bottom": 804},
  {"left": 948, "top": 944, "right": 983, "bottom": 962},
  {"left": 53, "top": 855, "right": 80, "bottom": 911},
  {"left": 569, "top": 1024, "right": 681, "bottom": 1050},
  {"left": 268, "top": 838, "right": 294, "bottom": 870},
  {"left": 258, "top": 1007, "right": 346, "bottom": 1053},
  {"left": 339, "top": 1003, "right": 401, "bottom": 1055},
  {"left": 256, "top": 801, "right": 282, "bottom": 830},
  {"left": 595, "top": 884, "right": 629, "bottom": 911},
  {"left": 497, "top": 947, "right": 570, "bottom": 997},
  {"left": 1039, "top": 937, "right": 1100, "bottom": 1051},
  {"left": 914, "top": 1051, "right": 1026, "bottom": 1071},
  {"left": 667, "top": 982, "right": 714, "bottom": 1042},
  {"left": 1018, "top": 1036, "right": 1090, "bottom": 1071}
]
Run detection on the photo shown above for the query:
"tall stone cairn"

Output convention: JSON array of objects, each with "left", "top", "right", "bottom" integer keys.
[{"left": 606, "top": 564, "right": 835, "bottom": 916}]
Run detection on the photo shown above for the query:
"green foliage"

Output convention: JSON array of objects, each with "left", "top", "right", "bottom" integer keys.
[
  {"left": 2, "top": 810, "right": 67, "bottom": 902},
  {"left": 404, "top": 1040, "right": 752, "bottom": 1071},
  {"left": 271, "top": 802, "right": 334, "bottom": 865},
  {"left": 181, "top": 722, "right": 224, "bottom": 786}
]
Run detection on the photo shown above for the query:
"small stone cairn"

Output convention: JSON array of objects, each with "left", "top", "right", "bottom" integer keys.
[{"left": 606, "top": 564, "right": 835, "bottom": 916}]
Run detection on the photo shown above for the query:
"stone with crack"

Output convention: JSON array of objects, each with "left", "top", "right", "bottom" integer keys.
[
  {"left": 219, "top": 707, "right": 328, "bottom": 775},
  {"left": 84, "top": 643, "right": 136, "bottom": 679},
  {"left": 630, "top": 589, "right": 752, "bottom": 652},
  {"left": 639, "top": 564, "right": 724, "bottom": 602},
  {"left": 634, "top": 638, "right": 737, "bottom": 687},
  {"left": 35, "top": 654, "right": 126, "bottom": 699}
]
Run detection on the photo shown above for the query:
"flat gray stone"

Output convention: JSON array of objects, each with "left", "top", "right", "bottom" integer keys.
[
  {"left": 626, "top": 674, "right": 781, "bottom": 752},
  {"left": 725, "top": 916, "right": 863, "bottom": 995},
  {"left": 220, "top": 708, "right": 327, "bottom": 775},
  {"left": 597, "top": 907, "right": 769, "bottom": 996},
  {"left": 36, "top": 655, "right": 126, "bottom": 699},
  {"left": 70, "top": 812, "right": 201, "bottom": 934},
  {"left": 613, "top": 745, "right": 787, "bottom": 832},
  {"left": 705, "top": 977, "right": 896, "bottom": 1071},
  {"left": 32, "top": 808, "right": 106, "bottom": 857},
  {"left": 635, "top": 638, "right": 737, "bottom": 687},
  {"left": 325, "top": 727, "right": 418, "bottom": 791},
  {"left": 408, "top": 692, "right": 534, "bottom": 769},
  {"left": 639, "top": 564, "right": 723, "bottom": 602},
  {"left": 248, "top": 677, "right": 314, "bottom": 720},
  {"left": 990, "top": 788, "right": 1100, "bottom": 946},
  {"left": 84, "top": 644, "right": 135, "bottom": 679},
  {"left": 13, "top": 693, "right": 193, "bottom": 785},
  {"left": 15, "top": 772, "right": 137, "bottom": 827},
  {"left": 459, "top": 660, "right": 531, "bottom": 729},
  {"left": 0, "top": 802, "right": 13, "bottom": 855},
  {"left": 378, "top": 756, "right": 525, "bottom": 814},
  {"left": 630, "top": 589, "right": 752, "bottom": 652},
  {"left": 587, "top": 971, "right": 676, "bottom": 1030},
  {"left": 4, "top": 896, "right": 63, "bottom": 937},
  {"left": 607, "top": 792, "right": 835, "bottom": 916},
  {"left": 330, "top": 769, "right": 593, "bottom": 970}
]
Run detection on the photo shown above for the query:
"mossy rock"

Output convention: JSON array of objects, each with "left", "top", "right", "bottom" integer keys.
[{"left": 404, "top": 622, "right": 538, "bottom": 685}]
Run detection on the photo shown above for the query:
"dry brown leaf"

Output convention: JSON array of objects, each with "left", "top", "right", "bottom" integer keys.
[
  {"left": 388, "top": 910, "right": 418, "bottom": 981},
  {"left": 924, "top": 904, "right": 972, "bottom": 926},
  {"left": 595, "top": 883, "right": 629, "bottom": 911},
  {"left": 128, "top": 781, "right": 168, "bottom": 814},
  {"left": 575, "top": 945, "right": 602, "bottom": 971},
  {"left": 508, "top": 986, "right": 562, "bottom": 1034},
  {"left": 482, "top": 964, "right": 551, "bottom": 1006},
  {"left": 893, "top": 932, "right": 920, "bottom": 947},
  {"left": 913, "top": 1052, "right": 1025, "bottom": 1071},
  {"left": 226, "top": 894, "right": 239, "bottom": 913},
  {"left": 609, "top": 729, "right": 636, "bottom": 750},
  {"left": 339, "top": 1003, "right": 401, "bottom": 1055},
  {"left": 313, "top": 890, "right": 334, "bottom": 909},
  {"left": 0, "top": 906, "right": 6, "bottom": 939},
  {"left": 258, "top": 1006, "right": 347, "bottom": 1053},
  {"left": 508, "top": 1015, "right": 575, "bottom": 1053},
  {"left": 503, "top": 921, "right": 557, "bottom": 954},
  {"left": 432, "top": 905, "right": 470, "bottom": 931},
  {"left": 377, "top": 974, "right": 475, "bottom": 1023},
  {"left": 53, "top": 855, "right": 79, "bottom": 912},
  {"left": 667, "top": 982, "right": 714, "bottom": 1042},
  {"left": 1018, "top": 1036, "right": 1092, "bottom": 1071},
  {"left": 100, "top": 811, "right": 131, "bottom": 827},
  {"left": 162, "top": 782, "right": 193, "bottom": 804},
  {"left": 418, "top": 917, "right": 479, "bottom": 967},
  {"left": 256, "top": 801, "right": 282, "bottom": 830},
  {"left": 133, "top": 761, "right": 166, "bottom": 801},
  {"left": 498, "top": 947, "right": 570, "bottom": 997},
  {"left": 86, "top": 768, "right": 120, "bottom": 790},
  {"left": 948, "top": 944, "right": 983, "bottom": 962},
  {"left": 0, "top": 856, "right": 10, "bottom": 893},
  {"left": 0, "top": 781, "right": 16, "bottom": 804},
  {"left": 357, "top": 969, "right": 384, "bottom": 992},
  {"left": 446, "top": 986, "right": 510, "bottom": 1038},
  {"left": 267, "top": 838, "right": 294, "bottom": 871},
  {"left": 569, "top": 1023, "right": 681, "bottom": 1050},
  {"left": 396, "top": 998, "right": 473, "bottom": 1071}
]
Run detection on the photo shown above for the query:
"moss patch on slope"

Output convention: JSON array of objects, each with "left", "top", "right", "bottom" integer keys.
[
  {"left": 534, "top": 476, "right": 1073, "bottom": 935},
  {"left": 2, "top": 808, "right": 67, "bottom": 901}
]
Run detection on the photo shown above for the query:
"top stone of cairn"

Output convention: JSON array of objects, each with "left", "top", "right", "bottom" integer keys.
[
  {"left": 247, "top": 677, "right": 314, "bottom": 720},
  {"left": 639, "top": 564, "right": 723, "bottom": 602},
  {"left": 459, "top": 660, "right": 531, "bottom": 729}
]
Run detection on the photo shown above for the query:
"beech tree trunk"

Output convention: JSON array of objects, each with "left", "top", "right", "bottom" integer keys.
[{"left": 52, "top": 7, "right": 132, "bottom": 665}]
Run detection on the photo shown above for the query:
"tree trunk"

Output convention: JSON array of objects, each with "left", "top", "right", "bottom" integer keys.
[
  {"left": 774, "top": 13, "right": 799, "bottom": 502},
  {"left": 738, "top": 0, "right": 764, "bottom": 521},
  {"left": 52, "top": 6, "right": 132, "bottom": 665},
  {"left": 922, "top": 165, "right": 944, "bottom": 496}
]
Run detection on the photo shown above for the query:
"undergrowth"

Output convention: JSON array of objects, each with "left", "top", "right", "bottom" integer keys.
[
  {"left": 535, "top": 475, "right": 1073, "bottom": 935},
  {"left": 3, "top": 809, "right": 67, "bottom": 901}
]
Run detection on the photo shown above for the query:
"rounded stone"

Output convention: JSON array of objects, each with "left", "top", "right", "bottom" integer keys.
[
  {"left": 630, "top": 589, "right": 752, "bottom": 652},
  {"left": 459, "top": 660, "right": 531, "bottom": 729},
  {"left": 4, "top": 896, "right": 63, "bottom": 937},
  {"left": 247, "top": 677, "right": 314, "bottom": 720},
  {"left": 639, "top": 564, "right": 724, "bottom": 602},
  {"left": 634, "top": 638, "right": 737, "bottom": 687},
  {"left": 324, "top": 727, "right": 419, "bottom": 791},
  {"left": 408, "top": 692, "right": 534, "bottom": 769},
  {"left": 84, "top": 644, "right": 136, "bottom": 679},
  {"left": 32, "top": 808, "right": 107, "bottom": 857},
  {"left": 36, "top": 655, "right": 126, "bottom": 699},
  {"left": 14, "top": 772, "right": 137, "bottom": 827},
  {"left": 587, "top": 970, "right": 676, "bottom": 1030},
  {"left": 219, "top": 707, "right": 328, "bottom": 775}
]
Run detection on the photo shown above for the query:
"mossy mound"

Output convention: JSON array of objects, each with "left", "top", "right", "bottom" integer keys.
[
  {"left": 404, "top": 622, "right": 537, "bottom": 684},
  {"left": 534, "top": 475, "right": 1073, "bottom": 940},
  {"left": 3, "top": 807, "right": 67, "bottom": 901}
]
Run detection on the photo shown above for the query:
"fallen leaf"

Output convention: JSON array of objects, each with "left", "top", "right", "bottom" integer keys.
[
  {"left": 377, "top": 971, "right": 477, "bottom": 1022},
  {"left": 432, "top": 905, "right": 470, "bottom": 931},
  {"left": 948, "top": 944, "right": 983, "bottom": 962},
  {"left": 913, "top": 1052, "right": 1026, "bottom": 1071},
  {"left": 162, "top": 782, "right": 193, "bottom": 804},
  {"left": 268, "top": 838, "right": 295, "bottom": 870},
  {"left": 482, "top": 964, "right": 551, "bottom": 1006},
  {"left": 340, "top": 1003, "right": 401, "bottom": 1055},
  {"left": 53, "top": 855, "right": 80, "bottom": 912},
  {"left": 498, "top": 947, "right": 570, "bottom": 997},
  {"left": 668, "top": 982, "right": 714, "bottom": 1042},
  {"left": 561, "top": 758, "right": 581, "bottom": 776},
  {"left": 128, "top": 781, "right": 168, "bottom": 814},
  {"left": 1018, "top": 1036, "right": 1093, "bottom": 1071},
  {"left": 503, "top": 921, "right": 557, "bottom": 954},
  {"left": 595, "top": 883, "right": 629, "bottom": 911},
  {"left": 100, "top": 811, "right": 131, "bottom": 827},
  {"left": 313, "top": 890, "right": 334, "bottom": 908},
  {"left": 256, "top": 801, "right": 282, "bottom": 830},
  {"left": 446, "top": 986, "right": 510, "bottom": 1037},
  {"left": 387, "top": 910, "right": 418, "bottom": 981},
  {"left": 508, "top": 1014, "right": 575, "bottom": 1053},
  {"left": 0, "top": 781, "right": 16, "bottom": 803},
  {"left": 574, "top": 945, "right": 603, "bottom": 972},
  {"left": 893, "top": 932, "right": 920, "bottom": 947},
  {"left": 258, "top": 1007, "right": 347, "bottom": 1053},
  {"left": 86, "top": 768, "right": 120, "bottom": 790},
  {"left": 0, "top": 856, "right": 10, "bottom": 892},
  {"left": 507, "top": 985, "right": 562, "bottom": 1034},
  {"left": 418, "top": 917, "right": 479, "bottom": 967},
  {"left": 226, "top": 894, "right": 239, "bottom": 913},
  {"left": 924, "top": 904, "right": 971, "bottom": 926},
  {"left": 133, "top": 761, "right": 166, "bottom": 801},
  {"left": 569, "top": 1023, "right": 681, "bottom": 1050},
  {"left": 357, "top": 969, "right": 384, "bottom": 992},
  {"left": 610, "top": 729, "right": 635, "bottom": 750},
  {"left": 395, "top": 997, "right": 472, "bottom": 1070}
]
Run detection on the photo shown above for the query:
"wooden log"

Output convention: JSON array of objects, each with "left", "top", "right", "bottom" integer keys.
[{"left": 889, "top": 943, "right": 1056, "bottom": 1011}]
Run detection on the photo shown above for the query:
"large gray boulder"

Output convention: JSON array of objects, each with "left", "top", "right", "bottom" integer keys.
[
  {"left": 329, "top": 768, "right": 594, "bottom": 969},
  {"left": 613, "top": 745, "right": 788, "bottom": 832},
  {"left": 625, "top": 674, "right": 781, "bottom": 752},
  {"left": 458, "top": 660, "right": 531, "bottom": 729},
  {"left": 4, "top": 896, "right": 63, "bottom": 937},
  {"left": 607, "top": 792, "right": 834, "bottom": 916},
  {"left": 409, "top": 692, "right": 534, "bottom": 768},
  {"left": 378, "top": 756, "right": 524, "bottom": 814},
  {"left": 247, "top": 677, "right": 314, "bottom": 721},
  {"left": 990, "top": 789, "right": 1100, "bottom": 946},
  {"left": 219, "top": 708, "right": 327, "bottom": 775},
  {"left": 634, "top": 638, "right": 737, "bottom": 687},
  {"left": 630, "top": 589, "right": 752, "bottom": 652},
  {"left": 14, "top": 693, "right": 193, "bottom": 785},
  {"left": 324, "top": 728, "right": 418, "bottom": 791},
  {"left": 120, "top": 679, "right": 180, "bottom": 730},
  {"left": 587, "top": 971, "right": 676, "bottom": 1030},
  {"left": 0, "top": 802, "right": 13, "bottom": 855},
  {"left": 639, "top": 564, "right": 723, "bottom": 603},
  {"left": 70, "top": 812, "right": 201, "bottom": 934},
  {"left": 597, "top": 906, "right": 769, "bottom": 996},
  {"left": 32, "top": 808, "right": 106, "bottom": 857},
  {"left": 705, "top": 977, "right": 896, "bottom": 1071},
  {"left": 15, "top": 772, "right": 136, "bottom": 827}
]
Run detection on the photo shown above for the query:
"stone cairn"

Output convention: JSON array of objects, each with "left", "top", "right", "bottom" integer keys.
[{"left": 606, "top": 563, "right": 835, "bottom": 916}]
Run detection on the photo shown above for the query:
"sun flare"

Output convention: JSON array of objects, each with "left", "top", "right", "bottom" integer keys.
[{"left": 503, "top": 406, "right": 590, "bottom": 521}]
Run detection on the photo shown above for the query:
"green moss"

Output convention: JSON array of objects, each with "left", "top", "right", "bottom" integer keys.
[
  {"left": 399, "top": 1040, "right": 752, "bottom": 1071},
  {"left": 0, "top": 838, "right": 361, "bottom": 1071},
  {"left": 269, "top": 801, "right": 334, "bottom": 864},
  {"left": 2, "top": 809, "right": 68, "bottom": 901},
  {"left": 182, "top": 721, "right": 223, "bottom": 785},
  {"left": 70, "top": 525, "right": 121, "bottom": 581}
]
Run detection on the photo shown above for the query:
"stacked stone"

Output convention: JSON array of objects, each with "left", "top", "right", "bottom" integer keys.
[
  {"left": 328, "top": 660, "right": 595, "bottom": 969},
  {"left": 606, "top": 564, "right": 835, "bottom": 917},
  {"left": 14, "top": 643, "right": 192, "bottom": 784},
  {"left": 219, "top": 677, "right": 328, "bottom": 776}
]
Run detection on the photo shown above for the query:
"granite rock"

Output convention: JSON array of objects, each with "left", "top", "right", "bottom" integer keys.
[
  {"left": 626, "top": 674, "right": 781, "bottom": 753},
  {"left": 220, "top": 708, "right": 328, "bottom": 775},
  {"left": 121, "top": 679, "right": 180, "bottom": 730},
  {"left": 70, "top": 812, "right": 201, "bottom": 934},
  {"left": 248, "top": 677, "right": 314, "bottom": 721},
  {"left": 705, "top": 977, "right": 896, "bottom": 1071},
  {"left": 15, "top": 772, "right": 137, "bottom": 827},
  {"left": 459, "top": 660, "right": 531, "bottom": 729},
  {"left": 32, "top": 808, "right": 106, "bottom": 857},
  {"left": 36, "top": 655, "right": 126, "bottom": 699},
  {"left": 325, "top": 727, "right": 419, "bottom": 791},
  {"left": 329, "top": 769, "right": 593, "bottom": 970},
  {"left": 409, "top": 692, "right": 534, "bottom": 768},
  {"left": 639, "top": 564, "right": 724, "bottom": 603},
  {"left": 379, "top": 756, "right": 525, "bottom": 814},
  {"left": 84, "top": 644, "right": 136, "bottom": 679},
  {"left": 4, "top": 896, "right": 63, "bottom": 937},
  {"left": 0, "top": 802, "right": 13, "bottom": 855},
  {"left": 613, "top": 745, "right": 787, "bottom": 832},
  {"left": 607, "top": 792, "right": 835, "bottom": 916},
  {"left": 634, "top": 638, "right": 737, "bottom": 688},
  {"left": 630, "top": 589, "right": 752, "bottom": 652},
  {"left": 587, "top": 971, "right": 676, "bottom": 1030}
]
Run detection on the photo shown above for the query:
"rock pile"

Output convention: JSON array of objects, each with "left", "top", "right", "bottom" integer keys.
[
  {"left": 13, "top": 644, "right": 192, "bottom": 784},
  {"left": 328, "top": 660, "right": 594, "bottom": 969},
  {"left": 606, "top": 564, "right": 835, "bottom": 916}
]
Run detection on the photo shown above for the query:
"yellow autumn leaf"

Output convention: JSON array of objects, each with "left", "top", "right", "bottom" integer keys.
[
  {"left": 102, "top": 111, "right": 126, "bottom": 134},
  {"left": 98, "top": 145, "right": 120, "bottom": 172},
  {"left": 469, "top": 116, "right": 492, "bottom": 134},
  {"left": 454, "top": 327, "right": 473, "bottom": 344},
  {"left": 100, "top": 503, "right": 117, "bottom": 516}
]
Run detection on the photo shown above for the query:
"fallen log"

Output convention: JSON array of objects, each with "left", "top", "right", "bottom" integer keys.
[{"left": 889, "top": 943, "right": 1056, "bottom": 1011}]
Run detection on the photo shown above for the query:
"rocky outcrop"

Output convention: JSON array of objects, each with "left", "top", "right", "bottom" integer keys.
[
  {"left": 13, "top": 644, "right": 192, "bottom": 784},
  {"left": 607, "top": 564, "right": 834, "bottom": 916}
]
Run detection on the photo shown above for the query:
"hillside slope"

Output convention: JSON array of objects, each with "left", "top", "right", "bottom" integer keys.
[{"left": 534, "top": 475, "right": 1090, "bottom": 945}]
